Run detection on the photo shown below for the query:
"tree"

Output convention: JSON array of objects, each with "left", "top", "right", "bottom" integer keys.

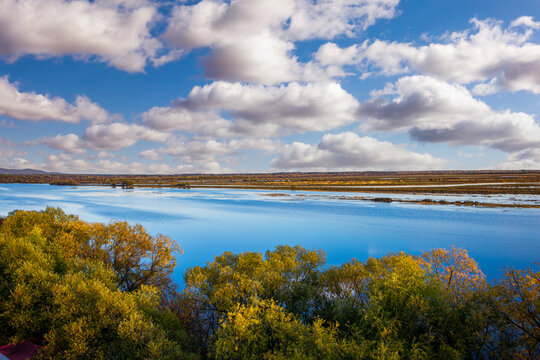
[
  {"left": 122, "top": 180, "right": 135, "bottom": 189},
  {"left": 2, "top": 207, "right": 538, "bottom": 359},
  {"left": 82, "top": 221, "right": 181, "bottom": 292},
  {"left": 0, "top": 208, "right": 181, "bottom": 293},
  {"left": 421, "top": 246, "right": 485, "bottom": 294},
  {"left": 180, "top": 245, "right": 326, "bottom": 343},
  {"left": 212, "top": 300, "right": 341, "bottom": 360},
  {"left": 493, "top": 267, "right": 540, "bottom": 359},
  {"left": 0, "top": 227, "right": 191, "bottom": 359}
]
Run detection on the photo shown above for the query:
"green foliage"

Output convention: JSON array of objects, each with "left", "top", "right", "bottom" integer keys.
[
  {"left": 122, "top": 180, "right": 135, "bottom": 189},
  {"left": 180, "top": 245, "right": 326, "bottom": 343},
  {"left": 1, "top": 207, "right": 181, "bottom": 292},
  {"left": 180, "top": 246, "right": 539, "bottom": 359},
  {"left": 213, "top": 300, "right": 342, "bottom": 360},
  {"left": 1, "top": 207, "right": 538, "bottom": 359},
  {"left": 492, "top": 267, "right": 540, "bottom": 359},
  {"left": 0, "top": 208, "right": 195, "bottom": 359}
]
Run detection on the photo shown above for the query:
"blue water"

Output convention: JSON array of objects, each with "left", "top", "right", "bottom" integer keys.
[{"left": 0, "top": 183, "right": 538, "bottom": 282}]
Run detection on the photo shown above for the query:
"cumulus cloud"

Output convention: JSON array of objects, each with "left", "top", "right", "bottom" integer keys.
[
  {"left": 3, "top": 152, "right": 185, "bottom": 174},
  {"left": 357, "top": 76, "right": 540, "bottom": 153},
  {"left": 0, "top": 76, "right": 112, "bottom": 123},
  {"left": 4, "top": 150, "right": 234, "bottom": 174},
  {"left": 42, "top": 153, "right": 176, "bottom": 174},
  {"left": 285, "top": 0, "right": 400, "bottom": 40},
  {"left": 82, "top": 123, "right": 169, "bottom": 150},
  {"left": 510, "top": 16, "right": 540, "bottom": 30},
  {"left": 358, "top": 76, "right": 490, "bottom": 131},
  {"left": 30, "top": 122, "right": 169, "bottom": 154},
  {"left": 316, "top": 17, "right": 540, "bottom": 93},
  {"left": 152, "top": 140, "right": 234, "bottom": 164},
  {"left": 30, "top": 133, "right": 87, "bottom": 155},
  {"left": 139, "top": 137, "right": 282, "bottom": 166},
  {"left": 163, "top": 0, "right": 401, "bottom": 83},
  {"left": 143, "top": 106, "right": 236, "bottom": 138},
  {"left": 0, "top": 137, "right": 26, "bottom": 163},
  {"left": 227, "top": 138, "right": 282, "bottom": 153},
  {"left": 496, "top": 149, "right": 540, "bottom": 170},
  {"left": 0, "top": 0, "right": 177, "bottom": 72},
  {"left": 272, "top": 131, "right": 445, "bottom": 171},
  {"left": 144, "top": 81, "right": 359, "bottom": 137}
]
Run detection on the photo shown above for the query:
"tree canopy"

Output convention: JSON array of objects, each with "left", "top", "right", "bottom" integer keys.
[{"left": 0, "top": 208, "right": 538, "bottom": 359}]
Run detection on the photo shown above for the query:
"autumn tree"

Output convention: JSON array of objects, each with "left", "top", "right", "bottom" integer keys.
[
  {"left": 212, "top": 300, "right": 342, "bottom": 360},
  {"left": 179, "top": 245, "right": 326, "bottom": 344},
  {"left": 81, "top": 221, "right": 181, "bottom": 292},
  {"left": 421, "top": 246, "right": 486, "bottom": 294},
  {"left": 0, "top": 208, "right": 181, "bottom": 293},
  {"left": 493, "top": 267, "right": 540, "bottom": 359},
  {"left": 1, "top": 207, "right": 538, "bottom": 359},
  {"left": 0, "top": 226, "right": 194, "bottom": 359}
]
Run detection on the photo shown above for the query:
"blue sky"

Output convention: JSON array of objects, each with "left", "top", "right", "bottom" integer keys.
[{"left": 0, "top": 0, "right": 539, "bottom": 174}]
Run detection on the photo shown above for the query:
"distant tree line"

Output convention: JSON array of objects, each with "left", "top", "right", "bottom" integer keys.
[{"left": 0, "top": 208, "right": 538, "bottom": 359}]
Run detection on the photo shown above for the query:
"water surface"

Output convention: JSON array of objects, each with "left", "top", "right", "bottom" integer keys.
[{"left": 0, "top": 183, "right": 538, "bottom": 282}]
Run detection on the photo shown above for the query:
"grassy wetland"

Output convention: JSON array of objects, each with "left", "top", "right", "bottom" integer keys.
[{"left": 2, "top": 170, "right": 539, "bottom": 208}]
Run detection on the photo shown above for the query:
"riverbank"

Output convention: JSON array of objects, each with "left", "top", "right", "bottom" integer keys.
[
  {"left": 2, "top": 170, "right": 539, "bottom": 208},
  {"left": 261, "top": 192, "right": 540, "bottom": 208}
]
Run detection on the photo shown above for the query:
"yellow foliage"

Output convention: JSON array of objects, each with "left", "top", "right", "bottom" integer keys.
[{"left": 422, "top": 246, "right": 485, "bottom": 293}]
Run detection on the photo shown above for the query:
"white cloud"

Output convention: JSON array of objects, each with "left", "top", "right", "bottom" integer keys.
[
  {"left": 30, "top": 133, "right": 86, "bottom": 155},
  {"left": 82, "top": 122, "right": 169, "bottom": 150},
  {"left": 139, "top": 149, "right": 163, "bottom": 161},
  {"left": 358, "top": 76, "right": 490, "bottom": 131},
  {"left": 0, "top": 0, "right": 176, "bottom": 72},
  {"left": 227, "top": 138, "right": 282, "bottom": 153},
  {"left": 272, "top": 131, "right": 445, "bottom": 171},
  {"left": 0, "top": 76, "right": 112, "bottom": 123},
  {"left": 4, "top": 150, "right": 234, "bottom": 174},
  {"left": 163, "top": 0, "right": 401, "bottom": 83},
  {"left": 90, "top": 151, "right": 115, "bottom": 160},
  {"left": 4, "top": 153, "right": 177, "bottom": 174},
  {"left": 154, "top": 140, "right": 234, "bottom": 164},
  {"left": 496, "top": 149, "right": 540, "bottom": 170},
  {"left": 0, "top": 137, "right": 26, "bottom": 163},
  {"left": 142, "top": 106, "right": 237, "bottom": 138},
  {"left": 510, "top": 16, "right": 540, "bottom": 30},
  {"left": 316, "top": 17, "right": 540, "bottom": 93},
  {"left": 144, "top": 81, "right": 360, "bottom": 137},
  {"left": 285, "top": 0, "right": 400, "bottom": 41},
  {"left": 458, "top": 150, "right": 484, "bottom": 158},
  {"left": 174, "top": 161, "right": 230, "bottom": 174},
  {"left": 42, "top": 153, "right": 176, "bottom": 174},
  {"left": 357, "top": 76, "right": 540, "bottom": 153},
  {"left": 9, "top": 158, "right": 34, "bottom": 170},
  {"left": 29, "top": 122, "right": 169, "bottom": 153},
  {"left": 139, "top": 137, "right": 282, "bottom": 166}
]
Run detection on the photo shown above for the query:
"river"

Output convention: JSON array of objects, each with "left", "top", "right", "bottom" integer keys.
[{"left": 0, "top": 183, "right": 538, "bottom": 281}]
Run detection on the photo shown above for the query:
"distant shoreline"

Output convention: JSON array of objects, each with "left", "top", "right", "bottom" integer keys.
[{"left": 1, "top": 170, "right": 540, "bottom": 209}]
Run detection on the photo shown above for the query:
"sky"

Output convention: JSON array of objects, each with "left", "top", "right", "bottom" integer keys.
[{"left": 0, "top": 0, "right": 539, "bottom": 174}]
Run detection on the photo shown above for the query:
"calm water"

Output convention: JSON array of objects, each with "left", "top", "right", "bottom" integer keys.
[{"left": 0, "top": 183, "right": 539, "bottom": 282}]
